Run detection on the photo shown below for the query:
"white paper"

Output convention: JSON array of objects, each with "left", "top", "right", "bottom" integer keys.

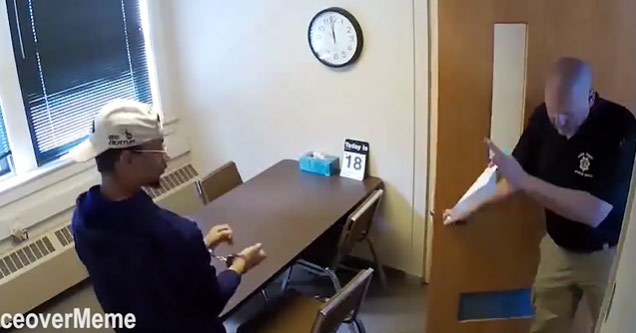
[
  {"left": 340, "top": 151, "right": 366, "bottom": 181},
  {"left": 448, "top": 165, "right": 498, "bottom": 221}
]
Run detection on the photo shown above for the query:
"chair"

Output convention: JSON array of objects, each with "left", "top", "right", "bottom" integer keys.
[
  {"left": 238, "top": 268, "right": 374, "bottom": 333},
  {"left": 155, "top": 182, "right": 205, "bottom": 216},
  {"left": 282, "top": 189, "right": 387, "bottom": 293},
  {"left": 197, "top": 161, "right": 244, "bottom": 204}
]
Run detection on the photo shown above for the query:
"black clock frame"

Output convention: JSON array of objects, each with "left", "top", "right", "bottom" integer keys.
[{"left": 308, "top": 7, "right": 364, "bottom": 68}]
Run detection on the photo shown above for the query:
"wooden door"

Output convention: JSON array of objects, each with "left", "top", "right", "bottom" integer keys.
[{"left": 427, "top": 0, "right": 636, "bottom": 332}]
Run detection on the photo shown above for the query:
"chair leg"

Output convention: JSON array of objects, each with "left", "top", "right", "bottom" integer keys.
[
  {"left": 281, "top": 266, "right": 293, "bottom": 292},
  {"left": 354, "top": 318, "right": 367, "bottom": 333},
  {"left": 366, "top": 238, "right": 388, "bottom": 289},
  {"left": 260, "top": 290, "right": 269, "bottom": 304},
  {"left": 325, "top": 267, "right": 342, "bottom": 292}
]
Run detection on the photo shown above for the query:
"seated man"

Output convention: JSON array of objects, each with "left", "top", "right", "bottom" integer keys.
[{"left": 71, "top": 100, "right": 266, "bottom": 332}]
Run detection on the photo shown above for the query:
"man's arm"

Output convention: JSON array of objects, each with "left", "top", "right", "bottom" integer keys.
[
  {"left": 445, "top": 108, "right": 543, "bottom": 225},
  {"left": 489, "top": 178, "right": 518, "bottom": 205},
  {"left": 184, "top": 226, "right": 241, "bottom": 317},
  {"left": 522, "top": 176, "right": 612, "bottom": 228},
  {"left": 444, "top": 178, "right": 517, "bottom": 224},
  {"left": 184, "top": 224, "right": 266, "bottom": 316},
  {"left": 488, "top": 139, "right": 614, "bottom": 228}
]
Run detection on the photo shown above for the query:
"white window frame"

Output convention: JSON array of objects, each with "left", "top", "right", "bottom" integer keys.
[
  {"left": 0, "top": 0, "right": 37, "bottom": 175},
  {"left": 0, "top": 0, "right": 174, "bottom": 205}
]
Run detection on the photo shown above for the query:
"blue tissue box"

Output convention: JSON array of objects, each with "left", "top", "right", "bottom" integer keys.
[{"left": 299, "top": 152, "right": 339, "bottom": 177}]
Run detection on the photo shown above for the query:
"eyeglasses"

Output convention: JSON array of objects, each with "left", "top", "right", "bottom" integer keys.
[
  {"left": 133, "top": 149, "right": 167, "bottom": 154},
  {"left": 133, "top": 144, "right": 167, "bottom": 155}
]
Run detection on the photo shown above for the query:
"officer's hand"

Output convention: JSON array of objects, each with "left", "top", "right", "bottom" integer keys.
[
  {"left": 443, "top": 208, "right": 472, "bottom": 225},
  {"left": 486, "top": 139, "right": 529, "bottom": 189}
]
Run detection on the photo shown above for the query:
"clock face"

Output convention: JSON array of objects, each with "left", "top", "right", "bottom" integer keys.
[{"left": 308, "top": 8, "right": 363, "bottom": 68}]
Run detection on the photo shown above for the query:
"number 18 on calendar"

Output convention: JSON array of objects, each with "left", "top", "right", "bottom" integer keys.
[{"left": 340, "top": 139, "right": 369, "bottom": 181}]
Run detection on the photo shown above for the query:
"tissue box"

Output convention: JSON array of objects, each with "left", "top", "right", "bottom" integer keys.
[{"left": 299, "top": 152, "right": 339, "bottom": 177}]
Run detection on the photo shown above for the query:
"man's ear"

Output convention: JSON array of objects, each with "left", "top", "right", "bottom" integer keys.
[{"left": 119, "top": 150, "right": 135, "bottom": 166}]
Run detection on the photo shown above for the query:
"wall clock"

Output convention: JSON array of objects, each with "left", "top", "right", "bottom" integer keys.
[{"left": 308, "top": 7, "right": 363, "bottom": 68}]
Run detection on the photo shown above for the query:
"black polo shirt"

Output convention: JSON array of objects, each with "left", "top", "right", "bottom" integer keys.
[{"left": 512, "top": 95, "right": 636, "bottom": 253}]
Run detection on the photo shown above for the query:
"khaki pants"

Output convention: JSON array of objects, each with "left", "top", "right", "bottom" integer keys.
[{"left": 530, "top": 236, "right": 616, "bottom": 333}]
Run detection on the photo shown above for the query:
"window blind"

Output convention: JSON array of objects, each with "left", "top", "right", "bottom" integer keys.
[
  {"left": 0, "top": 104, "right": 11, "bottom": 177},
  {"left": 6, "top": 0, "right": 152, "bottom": 165}
]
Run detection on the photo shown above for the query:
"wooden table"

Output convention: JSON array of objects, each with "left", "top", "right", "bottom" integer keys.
[{"left": 191, "top": 159, "right": 383, "bottom": 316}]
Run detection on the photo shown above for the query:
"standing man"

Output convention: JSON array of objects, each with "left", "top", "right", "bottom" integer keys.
[
  {"left": 445, "top": 57, "right": 636, "bottom": 332},
  {"left": 71, "top": 100, "right": 266, "bottom": 332}
]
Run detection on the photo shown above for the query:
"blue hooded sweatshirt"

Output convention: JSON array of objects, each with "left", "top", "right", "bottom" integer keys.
[{"left": 72, "top": 185, "right": 241, "bottom": 332}]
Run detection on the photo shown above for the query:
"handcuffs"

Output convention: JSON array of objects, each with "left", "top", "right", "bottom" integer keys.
[{"left": 209, "top": 248, "right": 246, "bottom": 268}]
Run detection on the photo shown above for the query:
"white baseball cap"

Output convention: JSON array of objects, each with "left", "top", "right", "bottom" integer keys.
[{"left": 70, "top": 100, "right": 164, "bottom": 162}]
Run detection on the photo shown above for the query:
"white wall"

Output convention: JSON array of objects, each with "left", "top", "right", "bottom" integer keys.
[{"left": 167, "top": 0, "right": 429, "bottom": 275}]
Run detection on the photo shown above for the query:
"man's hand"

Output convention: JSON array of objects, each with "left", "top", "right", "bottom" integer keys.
[
  {"left": 486, "top": 139, "right": 529, "bottom": 189},
  {"left": 443, "top": 208, "right": 472, "bottom": 225},
  {"left": 229, "top": 243, "right": 267, "bottom": 275},
  {"left": 204, "top": 224, "right": 233, "bottom": 249}
]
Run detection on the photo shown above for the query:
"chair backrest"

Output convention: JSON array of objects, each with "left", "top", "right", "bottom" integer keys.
[
  {"left": 337, "top": 189, "right": 384, "bottom": 256},
  {"left": 155, "top": 182, "right": 205, "bottom": 216},
  {"left": 311, "top": 268, "right": 374, "bottom": 333},
  {"left": 198, "top": 161, "right": 243, "bottom": 204}
]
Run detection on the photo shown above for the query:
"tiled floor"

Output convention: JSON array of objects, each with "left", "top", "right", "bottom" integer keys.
[{"left": 14, "top": 267, "right": 427, "bottom": 332}]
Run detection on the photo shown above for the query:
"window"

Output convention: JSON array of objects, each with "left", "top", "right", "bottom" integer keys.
[
  {"left": 0, "top": 104, "right": 12, "bottom": 178},
  {"left": 5, "top": 0, "right": 152, "bottom": 166}
]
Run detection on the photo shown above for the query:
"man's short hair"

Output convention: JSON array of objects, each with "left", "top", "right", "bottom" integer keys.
[{"left": 95, "top": 147, "right": 140, "bottom": 174}]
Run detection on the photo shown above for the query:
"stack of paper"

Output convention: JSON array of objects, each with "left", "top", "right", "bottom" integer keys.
[{"left": 446, "top": 165, "right": 498, "bottom": 223}]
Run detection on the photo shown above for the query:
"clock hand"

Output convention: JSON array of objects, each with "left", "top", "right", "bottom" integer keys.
[{"left": 331, "top": 17, "right": 336, "bottom": 44}]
